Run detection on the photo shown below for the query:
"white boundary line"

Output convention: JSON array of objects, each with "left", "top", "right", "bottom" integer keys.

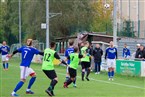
[
  {"left": 56, "top": 72, "right": 145, "bottom": 90},
  {"left": 2, "top": 65, "right": 145, "bottom": 90}
]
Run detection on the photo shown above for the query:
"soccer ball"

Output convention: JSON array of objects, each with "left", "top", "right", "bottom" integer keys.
[{"left": 104, "top": 4, "right": 110, "bottom": 9}]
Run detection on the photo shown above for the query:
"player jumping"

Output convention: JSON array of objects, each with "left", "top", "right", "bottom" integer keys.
[
  {"left": 105, "top": 41, "right": 117, "bottom": 81},
  {"left": 9, "top": 39, "right": 44, "bottom": 97}
]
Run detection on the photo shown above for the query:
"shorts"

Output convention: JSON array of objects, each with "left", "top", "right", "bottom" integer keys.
[
  {"left": 2, "top": 54, "right": 9, "bottom": 61},
  {"left": 107, "top": 59, "right": 116, "bottom": 68},
  {"left": 43, "top": 70, "right": 57, "bottom": 80},
  {"left": 20, "top": 66, "right": 35, "bottom": 80},
  {"left": 69, "top": 67, "right": 77, "bottom": 78},
  {"left": 81, "top": 62, "right": 90, "bottom": 69}
]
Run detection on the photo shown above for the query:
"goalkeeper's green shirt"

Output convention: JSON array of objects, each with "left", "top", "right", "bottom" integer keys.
[
  {"left": 42, "top": 48, "right": 56, "bottom": 70},
  {"left": 81, "top": 46, "right": 90, "bottom": 62}
]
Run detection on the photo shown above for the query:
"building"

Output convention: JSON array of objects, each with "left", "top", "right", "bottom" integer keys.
[{"left": 118, "top": 0, "right": 145, "bottom": 38}]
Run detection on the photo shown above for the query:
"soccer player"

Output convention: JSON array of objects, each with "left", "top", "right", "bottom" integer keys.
[
  {"left": 63, "top": 46, "right": 83, "bottom": 88},
  {"left": 105, "top": 41, "right": 117, "bottom": 81},
  {"left": 81, "top": 41, "right": 91, "bottom": 81},
  {"left": 9, "top": 39, "right": 44, "bottom": 97},
  {"left": 42, "top": 41, "right": 67, "bottom": 96},
  {"left": 0, "top": 41, "right": 10, "bottom": 70},
  {"left": 122, "top": 43, "right": 130, "bottom": 58},
  {"left": 64, "top": 40, "right": 77, "bottom": 87}
]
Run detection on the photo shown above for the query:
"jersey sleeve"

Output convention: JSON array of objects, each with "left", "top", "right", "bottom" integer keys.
[
  {"left": 33, "top": 48, "right": 40, "bottom": 55},
  {"left": 0, "top": 47, "right": 1, "bottom": 53},
  {"left": 17, "top": 47, "right": 23, "bottom": 52},
  {"left": 64, "top": 49, "right": 68, "bottom": 57},
  {"left": 54, "top": 52, "right": 61, "bottom": 59},
  {"left": 79, "top": 54, "right": 83, "bottom": 58},
  {"left": 7, "top": 46, "right": 10, "bottom": 52}
]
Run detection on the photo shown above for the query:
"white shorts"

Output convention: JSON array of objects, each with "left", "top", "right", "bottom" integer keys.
[
  {"left": 2, "top": 54, "right": 9, "bottom": 61},
  {"left": 20, "top": 66, "right": 35, "bottom": 79},
  {"left": 107, "top": 59, "right": 116, "bottom": 68}
]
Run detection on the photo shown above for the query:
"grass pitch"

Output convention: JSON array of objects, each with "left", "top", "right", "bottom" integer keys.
[{"left": 0, "top": 58, "right": 145, "bottom": 97}]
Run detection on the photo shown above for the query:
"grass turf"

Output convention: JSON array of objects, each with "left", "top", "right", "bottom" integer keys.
[{"left": 0, "top": 58, "right": 145, "bottom": 97}]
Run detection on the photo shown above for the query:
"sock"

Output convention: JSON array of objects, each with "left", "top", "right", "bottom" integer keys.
[
  {"left": 66, "top": 78, "right": 72, "bottom": 86},
  {"left": 65, "top": 76, "right": 69, "bottom": 82},
  {"left": 82, "top": 72, "right": 85, "bottom": 80},
  {"left": 6, "top": 63, "right": 8, "bottom": 69},
  {"left": 3, "top": 63, "right": 5, "bottom": 69},
  {"left": 111, "top": 71, "right": 114, "bottom": 77},
  {"left": 73, "top": 78, "right": 76, "bottom": 85},
  {"left": 27, "top": 77, "right": 36, "bottom": 90},
  {"left": 86, "top": 69, "right": 90, "bottom": 78},
  {"left": 14, "top": 81, "right": 24, "bottom": 92},
  {"left": 48, "top": 80, "right": 58, "bottom": 91},
  {"left": 108, "top": 72, "right": 111, "bottom": 78},
  {"left": 11, "top": 91, "right": 16, "bottom": 95}
]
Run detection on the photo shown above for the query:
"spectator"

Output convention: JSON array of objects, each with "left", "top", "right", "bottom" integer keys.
[
  {"left": 92, "top": 44, "right": 103, "bottom": 74},
  {"left": 138, "top": 45, "right": 145, "bottom": 60},
  {"left": 135, "top": 44, "right": 141, "bottom": 58},
  {"left": 122, "top": 43, "right": 131, "bottom": 58}
]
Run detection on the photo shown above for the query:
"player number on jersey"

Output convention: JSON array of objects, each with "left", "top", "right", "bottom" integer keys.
[
  {"left": 71, "top": 56, "right": 74, "bottom": 61},
  {"left": 44, "top": 53, "right": 51, "bottom": 62},
  {"left": 24, "top": 51, "right": 28, "bottom": 59}
]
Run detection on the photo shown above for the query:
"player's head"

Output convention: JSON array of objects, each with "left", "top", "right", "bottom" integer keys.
[
  {"left": 74, "top": 46, "right": 79, "bottom": 53},
  {"left": 50, "top": 41, "right": 56, "bottom": 49},
  {"left": 96, "top": 44, "right": 100, "bottom": 48},
  {"left": 2, "top": 41, "right": 6, "bottom": 46},
  {"left": 84, "top": 41, "right": 89, "bottom": 48},
  {"left": 26, "top": 39, "right": 33, "bottom": 46},
  {"left": 68, "top": 40, "right": 74, "bottom": 47},
  {"left": 110, "top": 41, "right": 114, "bottom": 47},
  {"left": 140, "top": 45, "right": 144, "bottom": 51},
  {"left": 80, "top": 42, "right": 84, "bottom": 47},
  {"left": 124, "top": 43, "right": 127, "bottom": 48}
]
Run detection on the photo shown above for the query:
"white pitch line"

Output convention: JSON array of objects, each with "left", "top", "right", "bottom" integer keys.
[
  {"left": 3, "top": 65, "right": 145, "bottom": 90},
  {"left": 56, "top": 72, "right": 145, "bottom": 90}
]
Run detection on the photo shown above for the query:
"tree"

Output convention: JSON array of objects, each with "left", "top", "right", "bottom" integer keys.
[{"left": 90, "top": 0, "right": 113, "bottom": 34}]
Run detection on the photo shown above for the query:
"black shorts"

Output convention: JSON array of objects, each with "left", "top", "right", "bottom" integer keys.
[
  {"left": 43, "top": 70, "right": 57, "bottom": 80},
  {"left": 81, "top": 62, "right": 90, "bottom": 69},
  {"left": 69, "top": 67, "right": 77, "bottom": 78}
]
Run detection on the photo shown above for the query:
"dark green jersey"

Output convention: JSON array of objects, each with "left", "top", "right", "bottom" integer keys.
[{"left": 42, "top": 48, "right": 56, "bottom": 70}]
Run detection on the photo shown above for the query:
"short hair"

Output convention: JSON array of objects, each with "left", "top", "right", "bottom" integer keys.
[
  {"left": 50, "top": 41, "right": 56, "bottom": 48},
  {"left": 69, "top": 40, "right": 74, "bottom": 46},
  {"left": 74, "top": 46, "right": 78, "bottom": 52}
]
